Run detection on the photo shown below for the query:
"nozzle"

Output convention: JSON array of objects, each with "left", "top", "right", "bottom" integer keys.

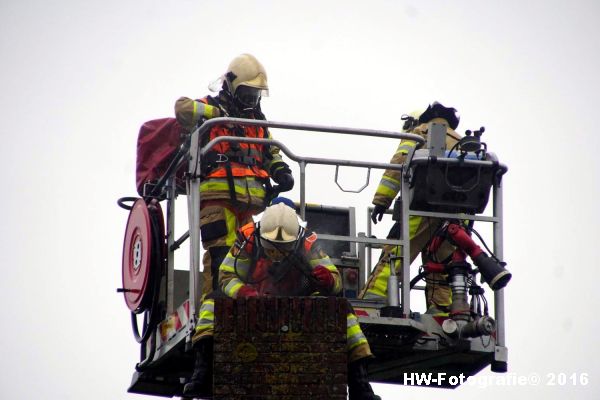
[{"left": 473, "top": 253, "right": 511, "bottom": 290}]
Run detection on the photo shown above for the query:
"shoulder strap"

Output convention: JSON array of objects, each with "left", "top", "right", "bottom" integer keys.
[
  {"left": 237, "top": 222, "right": 257, "bottom": 253},
  {"left": 303, "top": 232, "right": 318, "bottom": 253}
]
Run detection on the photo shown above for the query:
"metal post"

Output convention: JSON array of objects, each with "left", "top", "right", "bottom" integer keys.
[
  {"left": 490, "top": 178, "right": 509, "bottom": 373},
  {"left": 357, "top": 232, "right": 367, "bottom": 293},
  {"left": 493, "top": 182, "right": 506, "bottom": 346},
  {"left": 400, "top": 168, "right": 411, "bottom": 316},
  {"left": 166, "top": 179, "right": 176, "bottom": 314},
  {"left": 187, "top": 128, "right": 201, "bottom": 344},
  {"left": 299, "top": 161, "right": 306, "bottom": 220},
  {"left": 366, "top": 208, "right": 372, "bottom": 274}
]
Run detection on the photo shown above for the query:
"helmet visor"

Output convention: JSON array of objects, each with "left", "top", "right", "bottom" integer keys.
[
  {"left": 260, "top": 236, "right": 297, "bottom": 252},
  {"left": 263, "top": 246, "right": 290, "bottom": 262},
  {"left": 235, "top": 85, "right": 264, "bottom": 108}
]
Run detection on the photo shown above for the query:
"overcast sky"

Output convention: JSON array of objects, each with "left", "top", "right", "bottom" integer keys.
[{"left": 1, "top": 1, "right": 599, "bottom": 399}]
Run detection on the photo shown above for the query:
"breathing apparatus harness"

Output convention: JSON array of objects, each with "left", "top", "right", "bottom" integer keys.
[{"left": 199, "top": 91, "right": 274, "bottom": 205}]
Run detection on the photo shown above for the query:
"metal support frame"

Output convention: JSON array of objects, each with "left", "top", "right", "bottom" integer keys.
[{"left": 143, "top": 117, "right": 508, "bottom": 372}]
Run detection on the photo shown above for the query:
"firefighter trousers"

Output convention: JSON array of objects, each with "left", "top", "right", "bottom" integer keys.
[
  {"left": 359, "top": 216, "right": 454, "bottom": 311},
  {"left": 199, "top": 200, "right": 259, "bottom": 296}
]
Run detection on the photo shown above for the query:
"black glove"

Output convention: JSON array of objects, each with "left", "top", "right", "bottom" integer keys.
[
  {"left": 371, "top": 204, "right": 387, "bottom": 224},
  {"left": 272, "top": 167, "right": 294, "bottom": 193}
]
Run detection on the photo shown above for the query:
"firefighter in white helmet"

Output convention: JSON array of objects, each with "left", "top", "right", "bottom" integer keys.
[
  {"left": 185, "top": 199, "right": 381, "bottom": 400},
  {"left": 360, "top": 103, "right": 463, "bottom": 314},
  {"left": 175, "top": 54, "right": 294, "bottom": 297}
]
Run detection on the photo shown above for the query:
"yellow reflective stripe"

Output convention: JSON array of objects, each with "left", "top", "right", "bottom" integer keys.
[
  {"left": 409, "top": 216, "right": 422, "bottom": 238},
  {"left": 197, "top": 314, "right": 214, "bottom": 325},
  {"left": 309, "top": 258, "right": 334, "bottom": 268},
  {"left": 347, "top": 314, "right": 367, "bottom": 349},
  {"left": 324, "top": 264, "right": 338, "bottom": 273},
  {"left": 348, "top": 336, "right": 368, "bottom": 350},
  {"left": 248, "top": 187, "right": 266, "bottom": 197},
  {"left": 364, "top": 261, "right": 391, "bottom": 299},
  {"left": 199, "top": 299, "right": 215, "bottom": 311},
  {"left": 192, "top": 101, "right": 198, "bottom": 122},
  {"left": 334, "top": 282, "right": 342, "bottom": 293},
  {"left": 347, "top": 313, "right": 359, "bottom": 327},
  {"left": 196, "top": 299, "right": 215, "bottom": 329},
  {"left": 200, "top": 181, "right": 229, "bottom": 192},
  {"left": 377, "top": 176, "right": 401, "bottom": 197},
  {"left": 199, "top": 180, "right": 266, "bottom": 198},
  {"left": 382, "top": 174, "right": 401, "bottom": 187},
  {"left": 220, "top": 264, "right": 235, "bottom": 273},
  {"left": 376, "top": 182, "right": 398, "bottom": 199},
  {"left": 201, "top": 177, "right": 265, "bottom": 188},
  {"left": 392, "top": 140, "right": 417, "bottom": 157},
  {"left": 362, "top": 291, "right": 385, "bottom": 300},
  {"left": 225, "top": 280, "right": 244, "bottom": 298},
  {"left": 332, "top": 273, "right": 342, "bottom": 293},
  {"left": 223, "top": 208, "right": 237, "bottom": 247},
  {"left": 221, "top": 255, "right": 251, "bottom": 277},
  {"left": 198, "top": 183, "right": 267, "bottom": 198},
  {"left": 398, "top": 140, "right": 417, "bottom": 150},
  {"left": 193, "top": 100, "right": 218, "bottom": 121},
  {"left": 371, "top": 277, "right": 389, "bottom": 298},
  {"left": 246, "top": 179, "right": 265, "bottom": 190},
  {"left": 195, "top": 324, "right": 214, "bottom": 333},
  {"left": 363, "top": 216, "right": 424, "bottom": 299},
  {"left": 203, "top": 104, "right": 217, "bottom": 119}
]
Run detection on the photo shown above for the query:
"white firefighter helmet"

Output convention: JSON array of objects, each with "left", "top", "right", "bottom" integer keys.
[
  {"left": 259, "top": 203, "right": 302, "bottom": 255},
  {"left": 224, "top": 54, "right": 268, "bottom": 108}
]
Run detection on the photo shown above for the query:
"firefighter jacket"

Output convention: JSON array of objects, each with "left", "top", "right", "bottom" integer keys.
[
  {"left": 372, "top": 119, "right": 462, "bottom": 208},
  {"left": 218, "top": 223, "right": 342, "bottom": 298},
  {"left": 175, "top": 95, "right": 288, "bottom": 208}
]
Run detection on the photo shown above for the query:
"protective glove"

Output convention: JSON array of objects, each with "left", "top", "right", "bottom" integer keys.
[
  {"left": 237, "top": 285, "right": 259, "bottom": 298},
  {"left": 311, "top": 265, "right": 335, "bottom": 293},
  {"left": 272, "top": 167, "right": 294, "bottom": 193},
  {"left": 370, "top": 204, "right": 387, "bottom": 224}
]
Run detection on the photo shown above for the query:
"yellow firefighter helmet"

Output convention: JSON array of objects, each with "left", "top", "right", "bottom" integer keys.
[{"left": 224, "top": 54, "right": 268, "bottom": 108}]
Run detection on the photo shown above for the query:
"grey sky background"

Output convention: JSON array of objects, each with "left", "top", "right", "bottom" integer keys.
[{"left": 1, "top": 0, "right": 599, "bottom": 399}]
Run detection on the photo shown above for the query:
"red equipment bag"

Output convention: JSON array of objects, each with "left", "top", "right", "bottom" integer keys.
[{"left": 136, "top": 118, "right": 185, "bottom": 196}]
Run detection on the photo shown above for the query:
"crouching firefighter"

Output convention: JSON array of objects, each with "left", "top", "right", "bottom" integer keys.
[
  {"left": 184, "top": 198, "right": 381, "bottom": 400},
  {"left": 175, "top": 54, "right": 294, "bottom": 296}
]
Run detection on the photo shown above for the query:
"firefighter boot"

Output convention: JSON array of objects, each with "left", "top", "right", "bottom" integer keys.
[
  {"left": 183, "top": 338, "right": 213, "bottom": 398},
  {"left": 348, "top": 359, "right": 381, "bottom": 400}
]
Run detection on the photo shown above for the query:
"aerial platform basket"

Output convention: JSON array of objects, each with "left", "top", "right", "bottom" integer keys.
[{"left": 118, "top": 117, "right": 509, "bottom": 396}]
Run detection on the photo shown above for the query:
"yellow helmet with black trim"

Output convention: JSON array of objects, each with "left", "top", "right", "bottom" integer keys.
[{"left": 224, "top": 54, "right": 268, "bottom": 108}]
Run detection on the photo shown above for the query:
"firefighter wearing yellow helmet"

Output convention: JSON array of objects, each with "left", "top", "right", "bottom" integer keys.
[
  {"left": 174, "top": 54, "right": 294, "bottom": 296},
  {"left": 185, "top": 199, "right": 381, "bottom": 400},
  {"left": 359, "top": 102, "right": 463, "bottom": 314}
]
